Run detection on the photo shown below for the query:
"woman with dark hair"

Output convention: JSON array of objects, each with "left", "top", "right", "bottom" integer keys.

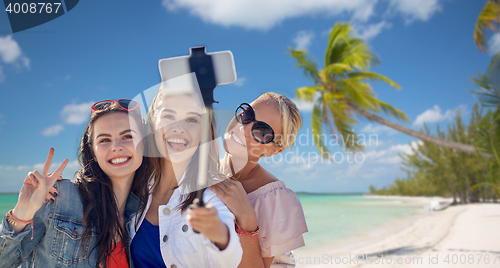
[
  {"left": 129, "top": 81, "right": 243, "bottom": 268},
  {"left": 0, "top": 100, "right": 151, "bottom": 268},
  {"left": 211, "top": 93, "right": 308, "bottom": 268}
]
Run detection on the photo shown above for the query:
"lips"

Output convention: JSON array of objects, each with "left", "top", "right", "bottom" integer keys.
[
  {"left": 166, "top": 137, "right": 189, "bottom": 152},
  {"left": 108, "top": 156, "right": 131, "bottom": 166},
  {"left": 230, "top": 131, "right": 246, "bottom": 147}
]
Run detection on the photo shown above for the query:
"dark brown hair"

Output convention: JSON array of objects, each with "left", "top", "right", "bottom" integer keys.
[
  {"left": 146, "top": 90, "right": 223, "bottom": 211},
  {"left": 75, "top": 103, "right": 152, "bottom": 266}
]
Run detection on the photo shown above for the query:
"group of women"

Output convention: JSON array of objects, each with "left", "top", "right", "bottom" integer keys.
[{"left": 0, "top": 68, "right": 308, "bottom": 268}]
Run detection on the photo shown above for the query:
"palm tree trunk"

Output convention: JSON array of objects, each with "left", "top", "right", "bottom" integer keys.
[{"left": 349, "top": 104, "right": 493, "bottom": 158}]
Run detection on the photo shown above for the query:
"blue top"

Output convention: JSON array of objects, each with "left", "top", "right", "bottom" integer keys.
[
  {"left": 131, "top": 218, "right": 166, "bottom": 268},
  {"left": 0, "top": 179, "right": 141, "bottom": 268}
]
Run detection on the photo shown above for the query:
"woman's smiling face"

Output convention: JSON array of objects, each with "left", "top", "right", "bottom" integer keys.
[
  {"left": 92, "top": 112, "right": 144, "bottom": 181},
  {"left": 223, "top": 98, "right": 283, "bottom": 161},
  {"left": 154, "top": 94, "right": 205, "bottom": 165}
]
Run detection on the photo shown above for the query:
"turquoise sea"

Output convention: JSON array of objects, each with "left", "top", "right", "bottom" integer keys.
[
  {"left": 296, "top": 194, "right": 422, "bottom": 251},
  {"left": 0, "top": 193, "right": 421, "bottom": 250},
  {"left": 0, "top": 194, "right": 17, "bottom": 217}
]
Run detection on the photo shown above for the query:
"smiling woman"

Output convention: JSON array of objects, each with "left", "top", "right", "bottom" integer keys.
[
  {"left": 128, "top": 81, "right": 242, "bottom": 268},
  {"left": 212, "top": 92, "right": 307, "bottom": 268},
  {"left": 0, "top": 100, "right": 152, "bottom": 268}
]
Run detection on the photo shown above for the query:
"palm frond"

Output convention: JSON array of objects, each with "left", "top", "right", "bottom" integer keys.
[
  {"left": 288, "top": 47, "right": 321, "bottom": 83},
  {"left": 375, "top": 99, "right": 410, "bottom": 121},
  {"left": 470, "top": 69, "right": 500, "bottom": 107},
  {"left": 324, "top": 96, "right": 360, "bottom": 150},
  {"left": 347, "top": 71, "right": 401, "bottom": 89},
  {"left": 325, "top": 22, "right": 352, "bottom": 67},
  {"left": 342, "top": 40, "right": 378, "bottom": 70},
  {"left": 474, "top": 0, "right": 500, "bottom": 52},
  {"left": 296, "top": 86, "right": 321, "bottom": 102},
  {"left": 337, "top": 78, "right": 374, "bottom": 110},
  {"left": 324, "top": 63, "right": 353, "bottom": 76},
  {"left": 476, "top": 111, "right": 500, "bottom": 164}
]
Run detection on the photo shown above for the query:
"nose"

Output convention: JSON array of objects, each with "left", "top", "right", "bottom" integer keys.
[
  {"left": 240, "top": 122, "right": 252, "bottom": 137},
  {"left": 171, "top": 119, "right": 186, "bottom": 134},
  {"left": 111, "top": 138, "right": 124, "bottom": 152}
]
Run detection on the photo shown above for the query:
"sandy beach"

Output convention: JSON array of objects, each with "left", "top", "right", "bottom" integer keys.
[{"left": 295, "top": 197, "right": 500, "bottom": 268}]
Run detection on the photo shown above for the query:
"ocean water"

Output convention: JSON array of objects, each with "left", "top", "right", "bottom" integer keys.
[
  {"left": 0, "top": 193, "right": 420, "bottom": 250},
  {"left": 296, "top": 194, "right": 422, "bottom": 251},
  {"left": 0, "top": 194, "right": 18, "bottom": 217}
]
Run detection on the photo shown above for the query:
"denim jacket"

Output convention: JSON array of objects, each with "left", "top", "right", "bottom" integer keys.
[{"left": 0, "top": 179, "right": 141, "bottom": 268}]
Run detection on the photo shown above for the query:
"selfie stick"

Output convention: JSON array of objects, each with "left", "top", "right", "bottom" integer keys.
[
  {"left": 187, "top": 47, "right": 236, "bottom": 208},
  {"left": 159, "top": 47, "right": 236, "bottom": 214}
]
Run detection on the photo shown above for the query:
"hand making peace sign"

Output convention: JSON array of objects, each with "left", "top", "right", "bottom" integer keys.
[{"left": 12, "top": 148, "right": 68, "bottom": 222}]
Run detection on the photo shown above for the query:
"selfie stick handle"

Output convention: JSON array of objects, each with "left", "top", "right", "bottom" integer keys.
[
  {"left": 189, "top": 46, "right": 217, "bottom": 210},
  {"left": 196, "top": 112, "right": 209, "bottom": 208}
]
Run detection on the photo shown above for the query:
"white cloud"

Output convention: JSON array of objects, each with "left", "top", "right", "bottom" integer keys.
[
  {"left": 389, "top": 141, "right": 422, "bottom": 155},
  {"left": 352, "top": 20, "right": 392, "bottom": 41},
  {"left": 364, "top": 140, "right": 422, "bottom": 164},
  {"left": 293, "top": 30, "right": 314, "bottom": 50},
  {"left": 67, "top": 160, "right": 81, "bottom": 170},
  {"left": 233, "top": 76, "right": 248, "bottom": 87},
  {"left": 32, "top": 160, "right": 79, "bottom": 173},
  {"left": 61, "top": 101, "right": 94, "bottom": 125},
  {"left": 488, "top": 33, "right": 500, "bottom": 56},
  {"left": 0, "top": 35, "right": 30, "bottom": 82},
  {"left": 291, "top": 98, "right": 314, "bottom": 112},
  {"left": 413, "top": 104, "right": 467, "bottom": 126},
  {"left": 0, "top": 35, "right": 23, "bottom": 64},
  {"left": 389, "top": 0, "right": 441, "bottom": 24},
  {"left": 162, "top": 0, "right": 377, "bottom": 30},
  {"left": 361, "top": 123, "right": 397, "bottom": 135},
  {"left": 42, "top": 124, "right": 65, "bottom": 137}
]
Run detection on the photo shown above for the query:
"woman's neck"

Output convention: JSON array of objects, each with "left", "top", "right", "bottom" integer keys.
[
  {"left": 153, "top": 159, "right": 188, "bottom": 203},
  {"left": 111, "top": 174, "right": 135, "bottom": 219},
  {"left": 225, "top": 153, "right": 260, "bottom": 182}
]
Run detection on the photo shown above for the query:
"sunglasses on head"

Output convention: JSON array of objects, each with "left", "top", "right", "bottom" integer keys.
[
  {"left": 91, "top": 99, "right": 140, "bottom": 114},
  {"left": 235, "top": 103, "right": 281, "bottom": 147}
]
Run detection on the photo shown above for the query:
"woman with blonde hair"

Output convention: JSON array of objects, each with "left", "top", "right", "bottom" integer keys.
[
  {"left": 211, "top": 92, "right": 308, "bottom": 268},
  {"left": 129, "top": 78, "right": 242, "bottom": 268}
]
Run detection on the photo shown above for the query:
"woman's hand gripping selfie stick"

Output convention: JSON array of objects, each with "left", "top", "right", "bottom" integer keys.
[{"left": 159, "top": 46, "right": 237, "bottom": 233}]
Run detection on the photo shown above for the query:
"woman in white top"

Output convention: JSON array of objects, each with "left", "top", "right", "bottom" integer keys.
[
  {"left": 129, "top": 84, "right": 242, "bottom": 268},
  {"left": 211, "top": 93, "right": 308, "bottom": 268}
]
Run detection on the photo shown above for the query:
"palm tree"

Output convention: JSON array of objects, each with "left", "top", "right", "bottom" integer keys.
[
  {"left": 470, "top": 52, "right": 500, "bottom": 161},
  {"left": 470, "top": 52, "right": 500, "bottom": 108},
  {"left": 474, "top": 0, "right": 500, "bottom": 53},
  {"left": 289, "top": 22, "right": 487, "bottom": 159}
]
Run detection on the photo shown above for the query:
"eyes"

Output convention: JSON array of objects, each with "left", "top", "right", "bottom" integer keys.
[
  {"left": 162, "top": 114, "right": 199, "bottom": 124},
  {"left": 96, "top": 133, "right": 134, "bottom": 144}
]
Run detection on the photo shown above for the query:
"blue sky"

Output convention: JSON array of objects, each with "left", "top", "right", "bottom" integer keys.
[{"left": 0, "top": 0, "right": 497, "bottom": 193}]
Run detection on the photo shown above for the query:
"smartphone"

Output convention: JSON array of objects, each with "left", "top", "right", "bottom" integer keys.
[{"left": 159, "top": 47, "right": 237, "bottom": 85}]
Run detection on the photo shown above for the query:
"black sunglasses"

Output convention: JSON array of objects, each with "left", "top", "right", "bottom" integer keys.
[{"left": 235, "top": 103, "right": 281, "bottom": 147}]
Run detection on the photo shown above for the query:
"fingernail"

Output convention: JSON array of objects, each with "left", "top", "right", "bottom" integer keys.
[
  {"left": 53, "top": 192, "right": 58, "bottom": 197},
  {"left": 187, "top": 205, "right": 192, "bottom": 210}
]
